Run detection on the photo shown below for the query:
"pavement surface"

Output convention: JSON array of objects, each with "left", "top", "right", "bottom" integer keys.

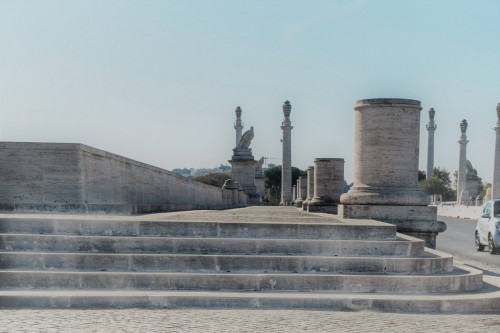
[{"left": 0, "top": 309, "right": 499, "bottom": 332}]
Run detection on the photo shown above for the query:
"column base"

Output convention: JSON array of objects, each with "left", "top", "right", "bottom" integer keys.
[
  {"left": 307, "top": 205, "right": 338, "bottom": 214},
  {"left": 337, "top": 204, "right": 447, "bottom": 249}
]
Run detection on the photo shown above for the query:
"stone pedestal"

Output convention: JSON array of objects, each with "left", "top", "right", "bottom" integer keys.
[
  {"left": 222, "top": 179, "right": 240, "bottom": 207},
  {"left": 302, "top": 166, "right": 314, "bottom": 211},
  {"left": 340, "top": 98, "right": 446, "bottom": 248},
  {"left": 229, "top": 149, "right": 259, "bottom": 204},
  {"left": 308, "top": 158, "right": 344, "bottom": 214}
]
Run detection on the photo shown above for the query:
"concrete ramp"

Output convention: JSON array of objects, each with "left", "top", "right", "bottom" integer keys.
[{"left": 0, "top": 207, "right": 499, "bottom": 312}]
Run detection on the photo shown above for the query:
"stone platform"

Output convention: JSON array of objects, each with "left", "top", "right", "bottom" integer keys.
[{"left": 0, "top": 207, "right": 499, "bottom": 313}]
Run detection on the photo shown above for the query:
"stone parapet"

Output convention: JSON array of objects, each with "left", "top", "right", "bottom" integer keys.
[{"left": 0, "top": 142, "right": 234, "bottom": 214}]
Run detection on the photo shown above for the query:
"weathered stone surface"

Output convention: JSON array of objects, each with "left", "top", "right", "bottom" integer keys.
[
  {"left": 308, "top": 158, "right": 344, "bottom": 213},
  {"left": 0, "top": 142, "right": 232, "bottom": 214},
  {"left": 340, "top": 98, "right": 445, "bottom": 248},
  {"left": 280, "top": 101, "right": 293, "bottom": 205}
]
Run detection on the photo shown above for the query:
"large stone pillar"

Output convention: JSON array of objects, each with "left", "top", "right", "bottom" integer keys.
[
  {"left": 280, "top": 100, "right": 293, "bottom": 205},
  {"left": 308, "top": 158, "right": 344, "bottom": 214},
  {"left": 339, "top": 98, "right": 446, "bottom": 248},
  {"left": 294, "top": 176, "right": 307, "bottom": 208},
  {"left": 492, "top": 104, "right": 500, "bottom": 199},
  {"left": 426, "top": 108, "right": 437, "bottom": 178},
  {"left": 457, "top": 120, "right": 469, "bottom": 205},
  {"left": 234, "top": 106, "right": 244, "bottom": 147},
  {"left": 302, "top": 166, "right": 314, "bottom": 210}
]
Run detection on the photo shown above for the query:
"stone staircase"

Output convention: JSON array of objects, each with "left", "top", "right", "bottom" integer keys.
[{"left": 0, "top": 207, "right": 498, "bottom": 312}]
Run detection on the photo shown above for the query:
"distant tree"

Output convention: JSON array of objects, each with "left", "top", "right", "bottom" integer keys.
[
  {"left": 418, "top": 167, "right": 455, "bottom": 201},
  {"left": 264, "top": 166, "right": 305, "bottom": 205},
  {"left": 480, "top": 183, "right": 491, "bottom": 198},
  {"left": 172, "top": 168, "right": 192, "bottom": 178},
  {"left": 418, "top": 170, "right": 426, "bottom": 182},
  {"left": 194, "top": 172, "right": 232, "bottom": 188}
]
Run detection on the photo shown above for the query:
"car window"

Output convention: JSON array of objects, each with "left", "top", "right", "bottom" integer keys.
[
  {"left": 483, "top": 202, "right": 491, "bottom": 216},
  {"left": 494, "top": 203, "right": 500, "bottom": 217}
]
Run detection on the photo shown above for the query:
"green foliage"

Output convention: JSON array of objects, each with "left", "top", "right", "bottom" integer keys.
[
  {"left": 194, "top": 172, "right": 232, "bottom": 188},
  {"left": 418, "top": 167, "right": 455, "bottom": 201},
  {"left": 264, "top": 166, "right": 305, "bottom": 205},
  {"left": 418, "top": 170, "right": 426, "bottom": 182},
  {"left": 480, "top": 183, "right": 491, "bottom": 198}
]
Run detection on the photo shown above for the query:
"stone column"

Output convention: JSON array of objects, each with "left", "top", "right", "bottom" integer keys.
[
  {"left": 292, "top": 185, "right": 296, "bottom": 203},
  {"left": 308, "top": 158, "right": 345, "bottom": 214},
  {"left": 280, "top": 100, "right": 293, "bottom": 206},
  {"left": 339, "top": 98, "right": 446, "bottom": 248},
  {"left": 426, "top": 108, "right": 437, "bottom": 178},
  {"left": 457, "top": 120, "right": 469, "bottom": 205},
  {"left": 493, "top": 104, "right": 500, "bottom": 199},
  {"left": 234, "top": 106, "right": 244, "bottom": 147},
  {"left": 302, "top": 166, "right": 314, "bottom": 210},
  {"left": 294, "top": 176, "right": 307, "bottom": 208}
]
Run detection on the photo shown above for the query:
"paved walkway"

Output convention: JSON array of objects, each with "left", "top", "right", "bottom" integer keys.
[{"left": 1, "top": 309, "right": 499, "bottom": 332}]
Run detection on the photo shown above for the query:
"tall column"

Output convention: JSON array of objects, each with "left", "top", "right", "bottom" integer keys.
[
  {"left": 339, "top": 98, "right": 446, "bottom": 248},
  {"left": 280, "top": 100, "right": 293, "bottom": 205},
  {"left": 457, "top": 119, "right": 469, "bottom": 204},
  {"left": 234, "top": 106, "right": 244, "bottom": 146},
  {"left": 493, "top": 104, "right": 500, "bottom": 199},
  {"left": 426, "top": 108, "right": 437, "bottom": 178}
]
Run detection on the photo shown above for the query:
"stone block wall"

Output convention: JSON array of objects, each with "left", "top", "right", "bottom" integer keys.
[{"left": 0, "top": 142, "right": 233, "bottom": 214}]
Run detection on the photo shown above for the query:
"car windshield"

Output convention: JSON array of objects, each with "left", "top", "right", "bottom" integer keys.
[{"left": 494, "top": 202, "right": 500, "bottom": 217}]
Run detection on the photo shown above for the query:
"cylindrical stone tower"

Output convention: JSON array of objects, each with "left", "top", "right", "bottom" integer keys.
[
  {"left": 340, "top": 98, "right": 445, "bottom": 249},
  {"left": 457, "top": 119, "right": 469, "bottom": 205},
  {"left": 280, "top": 100, "right": 293, "bottom": 206},
  {"left": 234, "top": 106, "right": 244, "bottom": 146},
  {"left": 492, "top": 104, "right": 500, "bottom": 199},
  {"left": 426, "top": 108, "right": 437, "bottom": 178},
  {"left": 294, "top": 175, "right": 307, "bottom": 208},
  {"left": 308, "top": 158, "right": 345, "bottom": 213},
  {"left": 341, "top": 98, "right": 429, "bottom": 206},
  {"left": 302, "top": 166, "right": 314, "bottom": 210}
]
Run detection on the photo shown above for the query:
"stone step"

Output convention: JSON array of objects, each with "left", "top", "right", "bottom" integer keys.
[
  {"left": 0, "top": 234, "right": 424, "bottom": 257},
  {"left": 2, "top": 273, "right": 498, "bottom": 313},
  {"left": 0, "top": 266, "right": 482, "bottom": 293},
  {"left": 0, "top": 252, "right": 452, "bottom": 274},
  {"left": 0, "top": 218, "right": 396, "bottom": 240}
]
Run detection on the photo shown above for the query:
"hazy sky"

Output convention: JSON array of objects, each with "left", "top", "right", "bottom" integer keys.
[{"left": 1, "top": 0, "right": 499, "bottom": 183}]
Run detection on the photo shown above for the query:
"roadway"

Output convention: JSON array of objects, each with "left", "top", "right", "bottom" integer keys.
[{"left": 437, "top": 216, "right": 500, "bottom": 275}]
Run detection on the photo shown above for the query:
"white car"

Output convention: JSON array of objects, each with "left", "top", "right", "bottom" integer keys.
[{"left": 475, "top": 200, "right": 500, "bottom": 254}]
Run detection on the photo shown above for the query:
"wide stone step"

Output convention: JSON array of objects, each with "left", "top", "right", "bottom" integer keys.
[
  {"left": 0, "top": 234, "right": 424, "bottom": 257},
  {"left": 1, "top": 272, "right": 498, "bottom": 313},
  {"left": 0, "top": 267, "right": 482, "bottom": 293},
  {"left": 0, "top": 252, "right": 453, "bottom": 274},
  {"left": 0, "top": 218, "right": 396, "bottom": 240}
]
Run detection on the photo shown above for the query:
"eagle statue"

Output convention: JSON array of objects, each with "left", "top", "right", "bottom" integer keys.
[{"left": 236, "top": 126, "right": 254, "bottom": 150}]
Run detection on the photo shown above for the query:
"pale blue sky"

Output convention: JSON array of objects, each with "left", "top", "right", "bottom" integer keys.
[{"left": 0, "top": 0, "right": 499, "bottom": 183}]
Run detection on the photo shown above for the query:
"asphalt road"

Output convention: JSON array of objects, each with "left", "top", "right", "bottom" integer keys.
[{"left": 437, "top": 216, "right": 500, "bottom": 274}]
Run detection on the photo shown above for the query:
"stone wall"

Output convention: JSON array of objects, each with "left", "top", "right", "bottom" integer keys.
[
  {"left": 437, "top": 204, "right": 483, "bottom": 220},
  {"left": 0, "top": 142, "right": 233, "bottom": 214}
]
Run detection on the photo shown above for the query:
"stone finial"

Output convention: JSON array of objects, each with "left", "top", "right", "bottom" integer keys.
[
  {"left": 496, "top": 103, "right": 500, "bottom": 121},
  {"left": 283, "top": 100, "right": 292, "bottom": 117},
  {"left": 460, "top": 119, "right": 468, "bottom": 133},
  {"left": 428, "top": 108, "right": 435, "bottom": 120},
  {"left": 235, "top": 106, "right": 242, "bottom": 117}
]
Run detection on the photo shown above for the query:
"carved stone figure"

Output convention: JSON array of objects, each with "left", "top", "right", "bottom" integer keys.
[
  {"left": 255, "top": 157, "right": 264, "bottom": 171},
  {"left": 236, "top": 126, "right": 254, "bottom": 150}
]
